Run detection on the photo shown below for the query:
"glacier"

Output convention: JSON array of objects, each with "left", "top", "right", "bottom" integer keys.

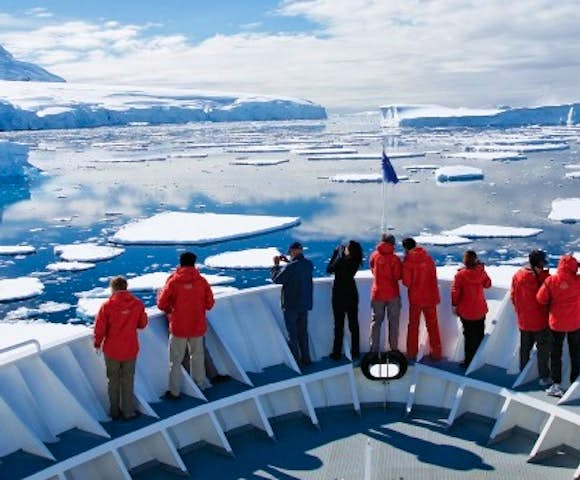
[
  {"left": 0, "top": 141, "right": 39, "bottom": 179},
  {"left": 380, "top": 103, "right": 579, "bottom": 127},
  {"left": 0, "top": 80, "right": 327, "bottom": 131}
]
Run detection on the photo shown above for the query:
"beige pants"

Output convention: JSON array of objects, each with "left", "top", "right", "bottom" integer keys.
[{"left": 169, "top": 335, "right": 206, "bottom": 395}]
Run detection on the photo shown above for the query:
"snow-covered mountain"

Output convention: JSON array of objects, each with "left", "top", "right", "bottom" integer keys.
[
  {"left": 0, "top": 80, "right": 327, "bottom": 131},
  {"left": 0, "top": 45, "right": 65, "bottom": 83}
]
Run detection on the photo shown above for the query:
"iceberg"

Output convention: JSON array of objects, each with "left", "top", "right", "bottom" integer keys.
[
  {"left": 380, "top": 103, "right": 580, "bottom": 128},
  {"left": 435, "top": 166, "right": 484, "bottom": 182},
  {"left": 111, "top": 212, "right": 300, "bottom": 245},
  {"left": 0, "top": 245, "right": 36, "bottom": 255},
  {"left": 204, "top": 247, "right": 281, "bottom": 269},
  {"left": 0, "top": 45, "right": 64, "bottom": 83},
  {"left": 548, "top": 198, "right": 580, "bottom": 223},
  {"left": 0, "top": 80, "right": 326, "bottom": 131},
  {"left": 54, "top": 244, "right": 125, "bottom": 262},
  {"left": 442, "top": 224, "right": 543, "bottom": 238},
  {"left": 0, "top": 141, "right": 39, "bottom": 179},
  {"left": 0, "top": 277, "right": 44, "bottom": 302}
]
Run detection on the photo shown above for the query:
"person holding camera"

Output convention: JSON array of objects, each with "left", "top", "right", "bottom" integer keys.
[
  {"left": 326, "top": 240, "right": 363, "bottom": 360},
  {"left": 271, "top": 242, "right": 314, "bottom": 366},
  {"left": 451, "top": 250, "right": 492, "bottom": 368}
]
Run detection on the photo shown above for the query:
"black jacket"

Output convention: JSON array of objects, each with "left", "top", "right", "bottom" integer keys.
[{"left": 327, "top": 247, "right": 359, "bottom": 307}]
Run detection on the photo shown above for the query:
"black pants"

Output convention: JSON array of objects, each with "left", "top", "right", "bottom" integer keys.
[
  {"left": 520, "top": 329, "right": 551, "bottom": 379},
  {"left": 550, "top": 328, "right": 580, "bottom": 385},
  {"left": 461, "top": 318, "right": 485, "bottom": 366},
  {"left": 332, "top": 301, "right": 360, "bottom": 357}
]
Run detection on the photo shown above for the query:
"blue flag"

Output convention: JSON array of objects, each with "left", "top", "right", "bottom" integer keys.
[{"left": 381, "top": 151, "right": 399, "bottom": 184}]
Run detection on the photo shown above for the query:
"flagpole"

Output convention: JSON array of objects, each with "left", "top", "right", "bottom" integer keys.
[{"left": 381, "top": 143, "right": 386, "bottom": 233}]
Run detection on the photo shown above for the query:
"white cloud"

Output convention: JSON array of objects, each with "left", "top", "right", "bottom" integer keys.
[{"left": 1, "top": 1, "right": 580, "bottom": 109}]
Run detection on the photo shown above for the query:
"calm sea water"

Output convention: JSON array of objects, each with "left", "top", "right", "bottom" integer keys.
[{"left": 0, "top": 114, "right": 578, "bottom": 324}]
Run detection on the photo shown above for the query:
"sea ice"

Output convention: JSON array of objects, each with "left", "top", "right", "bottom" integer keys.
[
  {"left": 548, "top": 198, "right": 580, "bottom": 223},
  {"left": 566, "top": 171, "right": 580, "bottom": 179},
  {"left": 127, "top": 271, "right": 235, "bottom": 291},
  {"left": 110, "top": 212, "right": 300, "bottom": 245},
  {"left": 414, "top": 234, "right": 472, "bottom": 246},
  {"left": 476, "top": 143, "right": 569, "bottom": 153},
  {"left": 307, "top": 153, "right": 381, "bottom": 161},
  {"left": 403, "top": 164, "right": 440, "bottom": 170},
  {"left": 293, "top": 147, "right": 358, "bottom": 155},
  {"left": 46, "top": 261, "right": 96, "bottom": 272},
  {"left": 204, "top": 247, "right": 281, "bottom": 269},
  {"left": 95, "top": 156, "right": 166, "bottom": 163},
  {"left": 0, "top": 277, "right": 44, "bottom": 302},
  {"left": 445, "top": 151, "right": 526, "bottom": 161},
  {"left": 441, "top": 224, "right": 543, "bottom": 238},
  {"left": 437, "top": 265, "right": 519, "bottom": 289},
  {"left": 435, "top": 166, "right": 484, "bottom": 182},
  {"left": 169, "top": 152, "right": 208, "bottom": 159},
  {"left": 54, "top": 243, "right": 125, "bottom": 262},
  {"left": 565, "top": 164, "right": 580, "bottom": 169},
  {"left": 0, "top": 245, "right": 36, "bottom": 255},
  {"left": 225, "top": 146, "right": 290, "bottom": 153},
  {"left": 330, "top": 173, "right": 409, "bottom": 183},
  {"left": 4, "top": 302, "right": 71, "bottom": 321},
  {"left": 76, "top": 297, "right": 105, "bottom": 318},
  {"left": 229, "top": 158, "right": 289, "bottom": 166}
]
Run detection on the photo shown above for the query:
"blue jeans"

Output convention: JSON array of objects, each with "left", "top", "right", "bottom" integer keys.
[{"left": 284, "top": 309, "right": 311, "bottom": 364}]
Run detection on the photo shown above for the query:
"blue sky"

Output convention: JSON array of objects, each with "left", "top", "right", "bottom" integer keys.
[{"left": 1, "top": 1, "right": 579, "bottom": 110}]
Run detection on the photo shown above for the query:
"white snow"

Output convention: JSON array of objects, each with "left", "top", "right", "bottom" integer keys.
[
  {"left": 329, "top": 173, "right": 410, "bottom": 183},
  {"left": 476, "top": 143, "right": 569, "bottom": 153},
  {"left": 4, "top": 302, "right": 71, "bottom": 321},
  {"left": 204, "top": 247, "right": 281, "bottom": 269},
  {"left": 95, "top": 156, "right": 166, "bottom": 163},
  {"left": 54, "top": 244, "right": 125, "bottom": 262},
  {"left": 0, "top": 245, "right": 36, "bottom": 255},
  {"left": 229, "top": 158, "right": 289, "bottom": 166},
  {"left": 46, "top": 261, "right": 96, "bottom": 272},
  {"left": 548, "top": 198, "right": 580, "bottom": 223},
  {"left": 0, "top": 141, "right": 38, "bottom": 179},
  {"left": 414, "top": 234, "right": 472, "bottom": 246},
  {"left": 293, "top": 147, "right": 358, "bottom": 155},
  {"left": 441, "top": 224, "right": 543, "bottom": 238},
  {"left": 565, "top": 164, "right": 580, "bottom": 169},
  {"left": 76, "top": 297, "right": 105, "bottom": 318},
  {"left": 110, "top": 212, "right": 300, "bottom": 245},
  {"left": 566, "top": 171, "right": 580, "bottom": 179},
  {"left": 169, "top": 152, "right": 208, "bottom": 159},
  {"left": 0, "top": 277, "right": 44, "bottom": 302},
  {"left": 435, "top": 166, "right": 484, "bottom": 182},
  {"left": 307, "top": 153, "right": 381, "bottom": 161},
  {"left": 0, "top": 80, "right": 326, "bottom": 131},
  {"left": 445, "top": 151, "right": 526, "bottom": 161}
]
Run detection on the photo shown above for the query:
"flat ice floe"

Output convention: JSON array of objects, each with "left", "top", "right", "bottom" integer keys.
[
  {"left": 0, "top": 277, "right": 44, "bottom": 302},
  {"left": 566, "top": 171, "right": 580, "bottom": 179},
  {"left": 127, "top": 271, "right": 235, "bottom": 291},
  {"left": 0, "top": 245, "right": 36, "bottom": 255},
  {"left": 293, "top": 147, "right": 357, "bottom": 155},
  {"left": 476, "top": 143, "right": 569, "bottom": 153},
  {"left": 307, "top": 153, "right": 381, "bottom": 161},
  {"left": 76, "top": 297, "right": 105, "bottom": 318},
  {"left": 54, "top": 243, "right": 125, "bottom": 262},
  {"left": 548, "top": 198, "right": 580, "bottom": 222},
  {"left": 403, "top": 164, "right": 440, "bottom": 171},
  {"left": 445, "top": 151, "right": 526, "bottom": 161},
  {"left": 111, "top": 212, "right": 300, "bottom": 245},
  {"left": 435, "top": 166, "right": 484, "bottom": 182},
  {"left": 5, "top": 301, "right": 71, "bottom": 321},
  {"left": 565, "top": 164, "right": 580, "bottom": 169},
  {"left": 225, "top": 145, "right": 290, "bottom": 153},
  {"left": 95, "top": 156, "right": 166, "bottom": 163},
  {"left": 414, "top": 234, "right": 472, "bottom": 246},
  {"left": 204, "top": 247, "right": 281, "bottom": 269},
  {"left": 442, "top": 224, "right": 542, "bottom": 238},
  {"left": 330, "top": 173, "right": 409, "bottom": 183},
  {"left": 168, "top": 152, "right": 208, "bottom": 159},
  {"left": 46, "top": 261, "right": 96, "bottom": 271},
  {"left": 229, "top": 158, "right": 289, "bottom": 166}
]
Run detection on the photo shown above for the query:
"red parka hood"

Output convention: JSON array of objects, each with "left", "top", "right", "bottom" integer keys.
[
  {"left": 171, "top": 266, "right": 203, "bottom": 283},
  {"left": 376, "top": 242, "right": 395, "bottom": 256},
  {"left": 557, "top": 255, "right": 578, "bottom": 276}
]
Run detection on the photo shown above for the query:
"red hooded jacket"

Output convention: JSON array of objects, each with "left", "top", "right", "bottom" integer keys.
[
  {"left": 511, "top": 267, "right": 550, "bottom": 331},
  {"left": 536, "top": 255, "right": 580, "bottom": 332},
  {"left": 451, "top": 263, "right": 492, "bottom": 321},
  {"left": 94, "top": 290, "right": 148, "bottom": 361},
  {"left": 402, "top": 247, "right": 440, "bottom": 307},
  {"left": 369, "top": 242, "right": 402, "bottom": 301},
  {"left": 157, "top": 266, "right": 215, "bottom": 337}
]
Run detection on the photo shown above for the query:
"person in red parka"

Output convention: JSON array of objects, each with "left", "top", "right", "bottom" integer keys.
[
  {"left": 511, "top": 249, "right": 551, "bottom": 384},
  {"left": 94, "top": 276, "right": 148, "bottom": 420},
  {"left": 451, "top": 250, "right": 492, "bottom": 368},
  {"left": 402, "top": 238, "right": 442, "bottom": 361},
  {"left": 369, "top": 234, "right": 402, "bottom": 353},
  {"left": 537, "top": 254, "right": 580, "bottom": 398},
  {"left": 157, "top": 251, "right": 215, "bottom": 398}
]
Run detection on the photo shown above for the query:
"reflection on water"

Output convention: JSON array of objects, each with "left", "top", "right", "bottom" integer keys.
[{"left": 0, "top": 115, "right": 578, "bottom": 324}]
